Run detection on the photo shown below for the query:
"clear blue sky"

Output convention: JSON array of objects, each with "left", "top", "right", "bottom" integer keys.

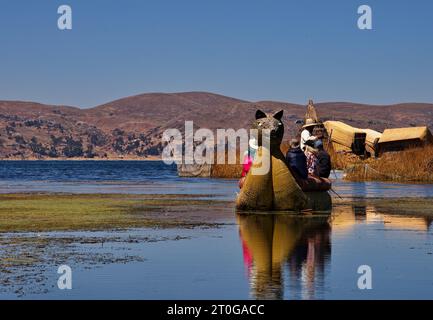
[{"left": 0, "top": 0, "right": 432, "bottom": 107}]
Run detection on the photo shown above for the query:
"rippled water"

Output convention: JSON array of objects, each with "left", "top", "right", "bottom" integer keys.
[
  {"left": 1, "top": 161, "right": 433, "bottom": 299},
  {"left": 0, "top": 161, "right": 234, "bottom": 199},
  {"left": 2, "top": 161, "right": 433, "bottom": 199}
]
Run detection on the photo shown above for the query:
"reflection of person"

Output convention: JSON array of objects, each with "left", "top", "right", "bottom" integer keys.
[
  {"left": 288, "top": 219, "right": 331, "bottom": 300},
  {"left": 237, "top": 214, "right": 331, "bottom": 300}
]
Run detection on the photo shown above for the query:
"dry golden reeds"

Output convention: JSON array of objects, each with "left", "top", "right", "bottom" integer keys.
[
  {"left": 345, "top": 145, "right": 433, "bottom": 182},
  {"left": 210, "top": 146, "right": 243, "bottom": 178}
]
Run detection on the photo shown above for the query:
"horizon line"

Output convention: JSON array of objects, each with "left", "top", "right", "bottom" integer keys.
[{"left": 1, "top": 91, "right": 433, "bottom": 109}]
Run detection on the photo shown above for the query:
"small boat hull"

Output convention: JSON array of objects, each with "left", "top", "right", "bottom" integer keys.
[{"left": 304, "top": 191, "right": 333, "bottom": 213}]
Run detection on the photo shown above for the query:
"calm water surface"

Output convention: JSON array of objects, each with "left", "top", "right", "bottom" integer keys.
[{"left": 1, "top": 161, "right": 433, "bottom": 299}]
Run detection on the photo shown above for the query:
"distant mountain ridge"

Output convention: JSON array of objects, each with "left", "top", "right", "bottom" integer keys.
[{"left": 1, "top": 92, "right": 432, "bottom": 159}]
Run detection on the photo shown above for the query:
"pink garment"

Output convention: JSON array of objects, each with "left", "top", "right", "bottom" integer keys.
[
  {"left": 242, "top": 155, "right": 253, "bottom": 177},
  {"left": 241, "top": 238, "right": 253, "bottom": 277}
]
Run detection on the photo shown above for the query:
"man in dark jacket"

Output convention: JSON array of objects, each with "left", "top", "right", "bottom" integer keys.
[
  {"left": 286, "top": 139, "right": 308, "bottom": 179},
  {"left": 314, "top": 140, "right": 331, "bottom": 178}
]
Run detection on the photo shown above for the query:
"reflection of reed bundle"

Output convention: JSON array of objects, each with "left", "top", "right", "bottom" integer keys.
[
  {"left": 237, "top": 214, "right": 331, "bottom": 300},
  {"left": 331, "top": 204, "right": 432, "bottom": 232},
  {"left": 249, "top": 264, "right": 283, "bottom": 300}
]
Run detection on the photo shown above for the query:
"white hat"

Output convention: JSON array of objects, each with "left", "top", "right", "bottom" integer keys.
[
  {"left": 302, "top": 118, "right": 319, "bottom": 128},
  {"left": 249, "top": 138, "right": 258, "bottom": 150}
]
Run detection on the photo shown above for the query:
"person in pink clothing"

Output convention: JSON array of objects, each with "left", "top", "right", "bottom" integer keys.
[
  {"left": 238, "top": 138, "right": 258, "bottom": 189},
  {"left": 242, "top": 154, "right": 253, "bottom": 177}
]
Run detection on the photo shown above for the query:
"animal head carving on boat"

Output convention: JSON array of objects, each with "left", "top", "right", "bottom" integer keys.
[{"left": 252, "top": 109, "right": 285, "bottom": 149}]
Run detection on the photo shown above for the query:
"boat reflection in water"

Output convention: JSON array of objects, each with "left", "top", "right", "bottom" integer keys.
[{"left": 237, "top": 214, "right": 331, "bottom": 300}]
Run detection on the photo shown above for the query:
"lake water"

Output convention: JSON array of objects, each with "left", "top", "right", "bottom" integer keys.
[{"left": 1, "top": 161, "right": 433, "bottom": 299}]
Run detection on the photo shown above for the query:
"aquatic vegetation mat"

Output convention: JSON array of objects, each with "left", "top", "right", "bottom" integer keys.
[
  {"left": 0, "top": 232, "right": 190, "bottom": 297},
  {"left": 0, "top": 193, "right": 232, "bottom": 232}
]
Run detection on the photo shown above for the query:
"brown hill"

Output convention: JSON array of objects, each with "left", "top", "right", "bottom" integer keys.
[{"left": 0, "top": 92, "right": 432, "bottom": 159}]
